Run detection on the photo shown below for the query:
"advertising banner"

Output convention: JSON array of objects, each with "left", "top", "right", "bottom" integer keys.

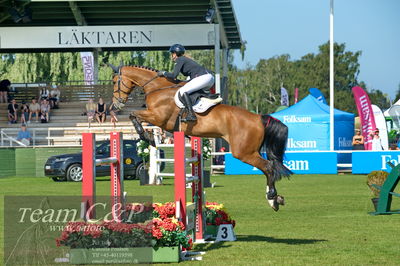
[
  {"left": 281, "top": 87, "right": 289, "bottom": 106},
  {"left": 352, "top": 151, "right": 400, "bottom": 174},
  {"left": 352, "top": 86, "right": 376, "bottom": 150},
  {"left": 80, "top": 52, "right": 94, "bottom": 85},
  {"left": 225, "top": 152, "right": 338, "bottom": 175},
  {"left": 309, "top": 88, "right": 327, "bottom": 104},
  {"left": 372, "top": 104, "right": 389, "bottom": 150}
]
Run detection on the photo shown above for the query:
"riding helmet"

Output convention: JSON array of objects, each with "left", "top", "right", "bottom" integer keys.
[{"left": 169, "top": 44, "right": 185, "bottom": 56}]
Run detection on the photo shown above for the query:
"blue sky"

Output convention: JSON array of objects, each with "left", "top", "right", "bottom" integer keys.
[{"left": 231, "top": 0, "right": 400, "bottom": 100}]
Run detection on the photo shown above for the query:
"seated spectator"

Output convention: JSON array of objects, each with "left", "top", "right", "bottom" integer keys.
[
  {"left": 28, "top": 98, "right": 40, "bottom": 123},
  {"left": 0, "top": 79, "right": 11, "bottom": 103},
  {"left": 162, "top": 130, "right": 174, "bottom": 144},
  {"left": 85, "top": 99, "right": 96, "bottom": 124},
  {"left": 7, "top": 98, "right": 18, "bottom": 124},
  {"left": 40, "top": 99, "right": 50, "bottom": 123},
  {"left": 17, "top": 124, "right": 31, "bottom": 146},
  {"left": 216, "top": 147, "right": 226, "bottom": 165},
  {"left": 108, "top": 104, "right": 119, "bottom": 127},
  {"left": 39, "top": 87, "right": 50, "bottom": 100},
  {"left": 49, "top": 85, "right": 61, "bottom": 109},
  {"left": 20, "top": 100, "right": 29, "bottom": 124},
  {"left": 95, "top": 97, "right": 107, "bottom": 124}
]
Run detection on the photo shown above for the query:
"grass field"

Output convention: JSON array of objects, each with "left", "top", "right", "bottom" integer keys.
[{"left": 1, "top": 173, "right": 400, "bottom": 265}]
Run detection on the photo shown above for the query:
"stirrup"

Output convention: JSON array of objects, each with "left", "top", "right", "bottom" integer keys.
[{"left": 181, "top": 111, "right": 197, "bottom": 122}]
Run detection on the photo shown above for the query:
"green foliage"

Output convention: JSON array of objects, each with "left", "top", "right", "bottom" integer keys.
[
  {"left": 0, "top": 41, "right": 391, "bottom": 114},
  {"left": 202, "top": 138, "right": 212, "bottom": 161},
  {"left": 136, "top": 140, "right": 150, "bottom": 162},
  {"left": 367, "top": 171, "right": 389, "bottom": 197}
]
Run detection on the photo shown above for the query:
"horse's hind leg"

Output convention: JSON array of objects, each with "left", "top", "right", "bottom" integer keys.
[{"left": 238, "top": 152, "right": 284, "bottom": 211}]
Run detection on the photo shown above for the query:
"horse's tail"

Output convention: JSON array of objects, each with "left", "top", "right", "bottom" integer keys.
[{"left": 260, "top": 114, "right": 293, "bottom": 182}]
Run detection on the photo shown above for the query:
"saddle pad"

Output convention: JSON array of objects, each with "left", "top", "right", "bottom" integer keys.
[{"left": 174, "top": 92, "right": 222, "bottom": 113}]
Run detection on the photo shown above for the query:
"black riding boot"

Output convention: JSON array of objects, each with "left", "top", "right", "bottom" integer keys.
[{"left": 182, "top": 93, "right": 197, "bottom": 122}]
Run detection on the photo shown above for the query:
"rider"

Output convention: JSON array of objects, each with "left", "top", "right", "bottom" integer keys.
[{"left": 158, "top": 44, "right": 214, "bottom": 122}]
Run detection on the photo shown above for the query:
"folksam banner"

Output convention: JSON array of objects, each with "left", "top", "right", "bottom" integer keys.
[
  {"left": 309, "top": 88, "right": 327, "bottom": 104},
  {"left": 281, "top": 87, "right": 289, "bottom": 106},
  {"left": 225, "top": 152, "right": 338, "bottom": 175},
  {"left": 352, "top": 151, "right": 400, "bottom": 174},
  {"left": 352, "top": 86, "right": 376, "bottom": 150},
  {"left": 80, "top": 52, "right": 94, "bottom": 85}
]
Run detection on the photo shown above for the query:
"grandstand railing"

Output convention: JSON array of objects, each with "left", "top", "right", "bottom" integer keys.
[{"left": 0, "top": 126, "right": 138, "bottom": 147}]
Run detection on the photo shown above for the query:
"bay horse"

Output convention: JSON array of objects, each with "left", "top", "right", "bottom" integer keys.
[{"left": 110, "top": 65, "right": 292, "bottom": 211}]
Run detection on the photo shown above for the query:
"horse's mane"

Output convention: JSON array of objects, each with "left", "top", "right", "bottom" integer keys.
[
  {"left": 123, "top": 65, "right": 183, "bottom": 85},
  {"left": 124, "top": 65, "right": 159, "bottom": 73}
]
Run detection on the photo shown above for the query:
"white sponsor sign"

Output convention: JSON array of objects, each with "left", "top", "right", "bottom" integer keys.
[
  {"left": 80, "top": 52, "right": 94, "bottom": 85},
  {"left": 287, "top": 138, "right": 317, "bottom": 149},
  {"left": 0, "top": 24, "right": 215, "bottom": 49},
  {"left": 283, "top": 115, "right": 312, "bottom": 123}
]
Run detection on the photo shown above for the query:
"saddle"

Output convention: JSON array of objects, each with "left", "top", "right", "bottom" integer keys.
[{"left": 175, "top": 86, "right": 223, "bottom": 114}]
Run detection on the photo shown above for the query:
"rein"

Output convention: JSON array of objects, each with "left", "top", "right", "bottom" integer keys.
[{"left": 114, "top": 68, "right": 183, "bottom": 100}]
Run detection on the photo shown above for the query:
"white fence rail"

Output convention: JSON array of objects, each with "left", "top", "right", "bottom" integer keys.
[{"left": 0, "top": 126, "right": 138, "bottom": 147}]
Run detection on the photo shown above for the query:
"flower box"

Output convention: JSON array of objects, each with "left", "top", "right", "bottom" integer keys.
[
  {"left": 69, "top": 246, "right": 180, "bottom": 264},
  {"left": 206, "top": 225, "right": 219, "bottom": 238}
]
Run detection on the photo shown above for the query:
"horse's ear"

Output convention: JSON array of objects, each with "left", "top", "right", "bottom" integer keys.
[{"left": 108, "top": 63, "right": 119, "bottom": 73}]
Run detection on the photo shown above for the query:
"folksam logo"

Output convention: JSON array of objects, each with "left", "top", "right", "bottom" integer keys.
[
  {"left": 284, "top": 159, "right": 309, "bottom": 171},
  {"left": 338, "top": 137, "right": 352, "bottom": 148},
  {"left": 287, "top": 138, "right": 317, "bottom": 149},
  {"left": 283, "top": 115, "right": 312, "bottom": 123},
  {"left": 381, "top": 155, "right": 400, "bottom": 170}
]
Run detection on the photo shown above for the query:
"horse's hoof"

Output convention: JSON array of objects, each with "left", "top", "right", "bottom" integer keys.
[
  {"left": 276, "top": 195, "right": 285, "bottom": 206},
  {"left": 267, "top": 197, "right": 280, "bottom": 211}
]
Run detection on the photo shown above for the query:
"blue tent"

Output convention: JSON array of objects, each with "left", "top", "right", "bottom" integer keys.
[{"left": 271, "top": 95, "right": 354, "bottom": 151}]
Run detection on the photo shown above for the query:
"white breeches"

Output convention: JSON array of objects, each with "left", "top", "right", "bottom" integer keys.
[{"left": 177, "top": 73, "right": 214, "bottom": 96}]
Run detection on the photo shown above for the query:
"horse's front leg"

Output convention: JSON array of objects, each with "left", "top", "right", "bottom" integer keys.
[{"left": 129, "top": 110, "right": 156, "bottom": 146}]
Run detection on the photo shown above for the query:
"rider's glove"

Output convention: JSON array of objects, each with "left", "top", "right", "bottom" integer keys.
[{"left": 157, "top": 71, "right": 165, "bottom": 77}]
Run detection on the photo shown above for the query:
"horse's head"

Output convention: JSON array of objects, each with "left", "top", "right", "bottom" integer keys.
[{"left": 110, "top": 64, "right": 159, "bottom": 110}]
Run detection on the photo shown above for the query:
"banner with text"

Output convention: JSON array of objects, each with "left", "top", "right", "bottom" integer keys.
[
  {"left": 352, "top": 86, "right": 376, "bottom": 150},
  {"left": 225, "top": 152, "right": 338, "bottom": 175},
  {"left": 352, "top": 151, "right": 400, "bottom": 174},
  {"left": 0, "top": 24, "right": 215, "bottom": 49},
  {"left": 80, "top": 52, "right": 94, "bottom": 85}
]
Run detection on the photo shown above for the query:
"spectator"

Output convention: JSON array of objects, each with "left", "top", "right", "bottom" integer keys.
[
  {"left": 0, "top": 79, "right": 11, "bottom": 103},
  {"left": 85, "top": 99, "right": 96, "bottom": 125},
  {"left": 7, "top": 98, "right": 18, "bottom": 124},
  {"left": 49, "top": 85, "right": 61, "bottom": 109},
  {"left": 108, "top": 104, "right": 119, "bottom": 127},
  {"left": 40, "top": 99, "right": 50, "bottom": 123},
  {"left": 162, "top": 131, "right": 174, "bottom": 144},
  {"left": 216, "top": 147, "right": 226, "bottom": 165},
  {"left": 20, "top": 100, "right": 30, "bottom": 124},
  {"left": 95, "top": 97, "right": 107, "bottom": 124},
  {"left": 352, "top": 129, "right": 365, "bottom": 150},
  {"left": 17, "top": 124, "right": 31, "bottom": 146},
  {"left": 39, "top": 87, "right": 50, "bottom": 100},
  {"left": 28, "top": 98, "right": 40, "bottom": 123},
  {"left": 370, "top": 129, "right": 383, "bottom": 151}
]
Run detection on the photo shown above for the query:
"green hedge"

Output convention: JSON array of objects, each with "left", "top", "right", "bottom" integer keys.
[{"left": 0, "top": 147, "right": 81, "bottom": 178}]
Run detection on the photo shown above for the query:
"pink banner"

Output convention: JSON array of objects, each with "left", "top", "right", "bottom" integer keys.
[{"left": 352, "top": 86, "right": 376, "bottom": 150}]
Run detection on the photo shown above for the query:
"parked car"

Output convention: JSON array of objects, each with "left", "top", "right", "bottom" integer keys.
[{"left": 44, "top": 139, "right": 162, "bottom": 182}]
